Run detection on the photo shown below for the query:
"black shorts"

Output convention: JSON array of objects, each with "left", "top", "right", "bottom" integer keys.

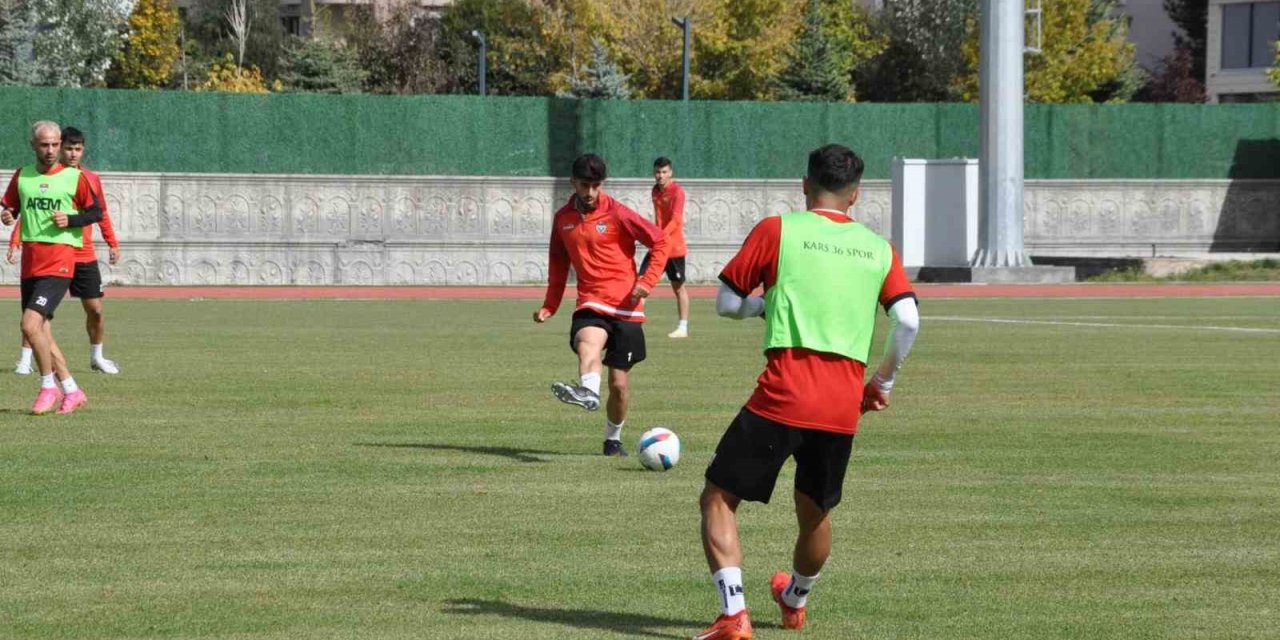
[
  {"left": 569, "top": 309, "right": 647, "bottom": 371},
  {"left": 21, "top": 276, "right": 72, "bottom": 319},
  {"left": 69, "top": 261, "right": 104, "bottom": 299},
  {"left": 639, "top": 253, "right": 686, "bottom": 284},
  {"left": 705, "top": 408, "right": 855, "bottom": 511}
]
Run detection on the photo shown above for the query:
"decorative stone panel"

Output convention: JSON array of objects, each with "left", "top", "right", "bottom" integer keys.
[{"left": 0, "top": 173, "right": 1273, "bottom": 284}]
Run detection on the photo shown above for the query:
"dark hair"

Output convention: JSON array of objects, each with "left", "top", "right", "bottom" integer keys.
[
  {"left": 806, "top": 144, "right": 864, "bottom": 193},
  {"left": 653, "top": 156, "right": 672, "bottom": 169},
  {"left": 572, "top": 154, "right": 607, "bottom": 182},
  {"left": 61, "top": 126, "right": 85, "bottom": 146}
]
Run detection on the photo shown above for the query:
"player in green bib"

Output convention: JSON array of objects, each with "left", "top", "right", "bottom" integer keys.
[
  {"left": 1, "top": 121, "right": 104, "bottom": 415},
  {"left": 692, "top": 145, "right": 920, "bottom": 639}
]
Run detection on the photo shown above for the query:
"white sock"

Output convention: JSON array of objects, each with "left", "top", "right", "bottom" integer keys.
[
  {"left": 60, "top": 377, "right": 79, "bottom": 394},
  {"left": 677, "top": 320, "right": 688, "bottom": 331},
  {"left": 40, "top": 373, "right": 56, "bottom": 389},
  {"left": 782, "top": 572, "right": 819, "bottom": 609},
  {"left": 90, "top": 344, "right": 104, "bottom": 361},
  {"left": 19, "top": 347, "right": 33, "bottom": 365},
  {"left": 713, "top": 567, "right": 746, "bottom": 616},
  {"left": 580, "top": 372, "right": 601, "bottom": 396},
  {"left": 604, "top": 419, "right": 624, "bottom": 442}
]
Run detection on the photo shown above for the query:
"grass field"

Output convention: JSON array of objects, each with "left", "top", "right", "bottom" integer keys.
[{"left": 1, "top": 296, "right": 1278, "bottom": 640}]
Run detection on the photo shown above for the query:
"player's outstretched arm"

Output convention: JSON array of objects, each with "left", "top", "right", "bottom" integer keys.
[
  {"left": 715, "top": 282, "right": 765, "bottom": 320},
  {"left": 536, "top": 225, "right": 570, "bottom": 322},
  {"left": 863, "top": 297, "right": 920, "bottom": 412}
]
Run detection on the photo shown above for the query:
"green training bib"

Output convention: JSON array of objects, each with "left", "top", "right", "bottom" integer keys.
[
  {"left": 763, "top": 211, "right": 892, "bottom": 363},
  {"left": 17, "top": 165, "right": 83, "bottom": 248}
]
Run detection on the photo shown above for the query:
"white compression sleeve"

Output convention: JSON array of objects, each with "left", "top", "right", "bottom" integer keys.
[
  {"left": 871, "top": 297, "right": 920, "bottom": 393},
  {"left": 715, "top": 282, "right": 765, "bottom": 320}
]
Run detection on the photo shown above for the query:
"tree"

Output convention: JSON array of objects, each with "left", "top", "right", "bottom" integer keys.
[
  {"left": 560, "top": 37, "right": 631, "bottom": 99},
  {"left": 350, "top": 3, "right": 451, "bottom": 95},
  {"left": 955, "top": 0, "right": 1137, "bottom": 103},
  {"left": 776, "top": 0, "right": 852, "bottom": 101},
  {"left": 857, "top": 0, "right": 975, "bottom": 102},
  {"left": 108, "top": 0, "right": 182, "bottom": 89},
  {"left": 440, "top": 0, "right": 556, "bottom": 96},
  {"left": 1162, "top": 0, "right": 1206, "bottom": 84},
  {"left": 277, "top": 37, "right": 366, "bottom": 93},
  {"left": 0, "top": 0, "right": 38, "bottom": 85},
  {"left": 1270, "top": 45, "right": 1280, "bottom": 91},
  {"left": 692, "top": 0, "right": 802, "bottom": 100},
  {"left": 28, "top": 0, "right": 127, "bottom": 87},
  {"left": 187, "top": 0, "right": 287, "bottom": 81},
  {"left": 225, "top": 0, "right": 248, "bottom": 65},
  {"left": 1136, "top": 47, "right": 1204, "bottom": 102},
  {"left": 195, "top": 51, "right": 271, "bottom": 92},
  {"left": 581, "top": 0, "right": 710, "bottom": 99}
]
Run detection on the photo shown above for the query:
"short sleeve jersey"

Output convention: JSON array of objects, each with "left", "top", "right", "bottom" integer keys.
[
  {"left": 1, "top": 165, "right": 100, "bottom": 279},
  {"left": 719, "top": 210, "right": 915, "bottom": 435}
]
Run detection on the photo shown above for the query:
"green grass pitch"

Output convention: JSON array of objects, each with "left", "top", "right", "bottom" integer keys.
[{"left": 1, "top": 296, "right": 1277, "bottom": 639}]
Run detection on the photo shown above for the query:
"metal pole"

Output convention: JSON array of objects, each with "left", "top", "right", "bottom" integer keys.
[
  {"left": 471, "top": 30, "right": 487, "bottom": 96},
  {"left": 671, "top": 17, "right": 690, "bottom": 101},
  {"left": 972, "top": 0, "right": 1026, "bottom": 268}
]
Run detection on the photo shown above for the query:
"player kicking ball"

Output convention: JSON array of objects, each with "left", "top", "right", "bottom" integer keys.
[{"left": 533, "top": 154, "right": 669, "bottom": 457}]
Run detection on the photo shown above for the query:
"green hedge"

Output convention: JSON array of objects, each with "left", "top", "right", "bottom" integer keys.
[{"left": 3, "top": 87, "right": 1278, "bottom": 179}]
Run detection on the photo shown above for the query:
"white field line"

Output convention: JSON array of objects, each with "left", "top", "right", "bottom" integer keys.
[{"left": 927, "top": 316, "right": 1280, "bottom": 335}]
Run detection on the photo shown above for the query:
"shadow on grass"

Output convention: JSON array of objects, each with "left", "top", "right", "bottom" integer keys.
[
  {"left": 354, "top": 442, "right": 565, "bottom": 464},
  {"left": 443, "top": 598, "right": 704, "bottom": 639}
]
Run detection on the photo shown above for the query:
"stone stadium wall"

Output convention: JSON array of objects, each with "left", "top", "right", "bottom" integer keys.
[{"left": 2, "top": 173, "right": 1274, "bottom": 285}]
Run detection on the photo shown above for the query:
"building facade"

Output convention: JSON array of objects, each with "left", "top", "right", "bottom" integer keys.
[{"left": 1206, "top": 0, "right": 1279, "bottom": 102}]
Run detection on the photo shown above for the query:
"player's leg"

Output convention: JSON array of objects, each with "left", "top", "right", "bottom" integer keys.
[
  {"left": 20, "top": 277, "right": 71, "bottom": 414},
  {"left": 50, "top": 320, "right": 87, "bottom": 414},
  {"left": 14, "top": 334, "right": 33, "bottom": 375},
  {"left": 667, "top": 258, "right": 689, "bottom": 338},
  {"left": 694, "top": 410, "right": 796, "bottom": 638},
  {"left": 769, "top": 430, "right": 854, "bottom": 630},
  {"left": 602, "top": 366, "right": 630, "bottom": 456},
  {"left": 552, "top": 313, "right": 607, "bottom": 411},
  {"left": 82, "top": 297, "right": 117, "bottom": 374},
  {"left": 72, "top": 261, "right": 117, "bottom": 374},
  {"left": 599, "top": 318, "right": 645, "bottom": 456}
]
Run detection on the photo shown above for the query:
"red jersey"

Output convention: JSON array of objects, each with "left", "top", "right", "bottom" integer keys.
[
  {"left": 719, "top": 209, "right": 915, "bottom": 435},
  {"left": 540, "top": 192, "right": 669, "bottom": 323},
  {"left": 8, "top": 166, "right": 117, "bottom": 264},
  {"left": 1, "top": 165, "right": 100, "bottom": 279},
  {"left": 651, "top": 181, "right": 687, "bottom": 258}
]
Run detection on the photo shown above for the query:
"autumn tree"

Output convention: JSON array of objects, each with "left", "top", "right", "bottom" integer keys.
[
  {"left": 573, "top": 0, "right": 710, "bottom": 99},
  {"left": 1270, "top": 46, "right": 1280, "bottom": 91},
  {"left": 440, "top": 0, "right": 558, "bottom": 95},
  {"left": 956, "top": 0, "right": 1136, "bottom": 103},
  {"left": 692, "top": 0, "right": 801, "bottom": 100},
  {"left": 108, "top": 0, "right": 182, "bottom": 89},
  {"left": 195, "top": 51, "right": 272, "bottom": 92},
  {"left": 858, "top": 0, "right": 974, "bottom": 102}
]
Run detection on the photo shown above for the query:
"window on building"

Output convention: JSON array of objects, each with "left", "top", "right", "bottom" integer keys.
[
  {"left": 1221, "top": 2, "right": 1280, "bottom": 69},
  {"left": 281, "top": 16, "right": 302, "bottom": 37}
]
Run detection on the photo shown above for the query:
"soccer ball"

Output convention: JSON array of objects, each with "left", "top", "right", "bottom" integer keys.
[{"left": 637, "top": 427, "right": 681, "bottom": 471}]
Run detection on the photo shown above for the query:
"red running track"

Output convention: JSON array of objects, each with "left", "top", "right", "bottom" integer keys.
[{"left": 1, "top": 283, "right": 1278, "bottom": 300}]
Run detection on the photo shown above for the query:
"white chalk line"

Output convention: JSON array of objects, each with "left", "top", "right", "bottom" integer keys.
[{"left": 927, "top": 316, "right": 1280, "bottom": 334}]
